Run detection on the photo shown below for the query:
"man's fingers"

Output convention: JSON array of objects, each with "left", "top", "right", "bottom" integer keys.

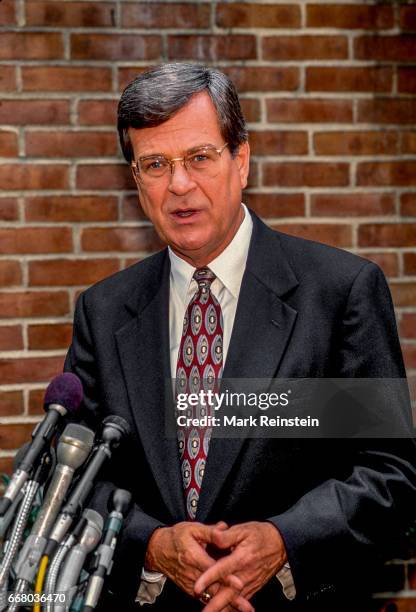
[
  {"left": 230, "top": 596, "right": 255, "bottom": 612},
  {"left": 186, "top": 538, "right": 217, "bottom": 572},
  {"left": 211, "top": 526, "right": 240, "bottom": 549},
  {"left": 194, "top": 553, "right": 241, "bottom": 595},
  {"left": 200, "top": 576, "right": 253, "bottom": 612}
]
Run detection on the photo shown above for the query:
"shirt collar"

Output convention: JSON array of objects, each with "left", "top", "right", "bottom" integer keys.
[{"left": 169, "top": 203, "right": 253, "bottom": 304}]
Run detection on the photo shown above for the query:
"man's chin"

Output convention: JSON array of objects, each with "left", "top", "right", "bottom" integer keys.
[{"left": 169, "top": 236, "right": 216, "bottom": 264}]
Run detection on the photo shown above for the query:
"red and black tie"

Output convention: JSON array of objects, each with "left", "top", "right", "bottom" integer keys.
[{"left": 176, "top": 268, "right": 223, "bottom": 519}]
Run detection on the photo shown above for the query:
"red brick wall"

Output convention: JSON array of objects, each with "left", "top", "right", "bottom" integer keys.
[{"left": 0, "top": 1, "right": 415, "bottom": 603}]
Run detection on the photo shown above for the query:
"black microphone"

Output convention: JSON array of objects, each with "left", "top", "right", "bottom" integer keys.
[
  {"left": 0, "top": 373, "right": 83, "bottom": 517},
  {"left": 82, "top": 489, "right": 132, "bottom": 611},
  {"left": 46, "top": 416, "right": 131, "bottom": 555}
]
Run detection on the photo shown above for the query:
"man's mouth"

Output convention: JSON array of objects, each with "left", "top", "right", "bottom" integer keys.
[{"left": 172, "top": 209, "right": 199, "bottom": 218}]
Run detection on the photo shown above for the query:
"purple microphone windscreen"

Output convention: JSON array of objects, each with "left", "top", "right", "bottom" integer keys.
[{"left": 44, "top": 373, "right": 84, "bottom": 415}]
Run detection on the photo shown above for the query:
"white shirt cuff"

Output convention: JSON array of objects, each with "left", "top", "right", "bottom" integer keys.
[
  {"left": 136, "top": 569, "right": 166, "bottom": 605},
  {"left": 276, "top": 562, "right": 296, "bottom": 600}
]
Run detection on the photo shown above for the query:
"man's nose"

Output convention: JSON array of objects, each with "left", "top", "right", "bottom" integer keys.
[{"left": 167, "top": 161, "right": 197, "bottom": 195}]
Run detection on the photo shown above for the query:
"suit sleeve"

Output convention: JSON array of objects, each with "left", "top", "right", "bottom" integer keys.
[
  {"left": 64, "top": 292, "right": 166, "bottom": 601},
  {"left": 269, "top": 262, "right": 416, "bottom": 602}
]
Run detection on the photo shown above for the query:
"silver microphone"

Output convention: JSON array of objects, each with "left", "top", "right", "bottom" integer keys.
[{"left": 13, "top": 424, "right": 94, "bottom": 585}]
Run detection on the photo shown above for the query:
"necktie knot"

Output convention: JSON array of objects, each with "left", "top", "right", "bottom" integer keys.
[{"left": 193, "top": 267, "right": 215, "bottom": 290}]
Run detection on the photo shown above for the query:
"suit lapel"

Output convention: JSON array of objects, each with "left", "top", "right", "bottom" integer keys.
[
  {"left": 115, "top": 251, "right": 186, "bottom": 521},
  {"left": 196, "top": 213, "right": 299, "bottom": 522}
]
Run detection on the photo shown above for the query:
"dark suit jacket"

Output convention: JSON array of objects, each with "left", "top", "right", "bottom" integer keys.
[{"left": 64, "top": 211, "right": 416, "bottom": 611}]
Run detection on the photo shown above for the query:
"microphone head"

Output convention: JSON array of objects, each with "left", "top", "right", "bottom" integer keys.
[
  {"left": 79, "top": 509, "right": 103, "bottom": 552},
  {"left": 110, "top": 488, "right": 132, "bottom": 516},
  {"left": 102, "top": 415, "right": 131, "bottom": 440},
  {"left": 83, "top": 508, "right": 104, "bottom": 532},
  {"left": 57, "top": 424, "right": 95, "bottom": 470},
  {"left": 44, "top": 373, "right": 83, "bottom": 416}
]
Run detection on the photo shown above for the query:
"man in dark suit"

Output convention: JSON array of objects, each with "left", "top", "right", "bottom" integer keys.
[{"left": 64, "top": 63, "right": 416, "bottom": 611}]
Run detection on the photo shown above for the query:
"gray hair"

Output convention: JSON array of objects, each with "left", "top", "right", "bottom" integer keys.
[{"left": 117, "top": 63, "right": 248, "bottom": 162}]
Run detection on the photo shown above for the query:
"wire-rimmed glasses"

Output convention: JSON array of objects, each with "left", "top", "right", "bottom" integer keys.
[{"left": 131, "top": 143, "right": 229, "bottom": 183}]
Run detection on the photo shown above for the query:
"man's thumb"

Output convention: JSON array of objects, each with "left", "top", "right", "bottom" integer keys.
[
  {"left": 214, "top": 521, "right": 229, "bottom": 531},
  {"left": 212, "top": 527, "right": 235, "bottom": 549}
]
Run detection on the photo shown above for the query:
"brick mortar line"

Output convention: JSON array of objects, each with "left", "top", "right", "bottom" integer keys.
[
  {"left": 209, "top": 1, "right": 216, "bottom": 32},
  {"left": 0, "top": 252, "right": 153, "bottom": 261},
  {"left": 4, "top": 156, "right": 416, "bottom": 164},
  {"left": 0, "top": 349, "right": 67, "bottom": 357},
  {"left": 68, "top": 164, "right": 77, "bottom": 190},
  {"left": 1, "top": 251, "right": 414, "bottom": 263},
  {"left": 22, "top": 319, "right": 28, "bottom": 352},
  {"left": 0, "top": 253, "right": 148, "bottom": 260},
  {"left": 399, "top": 251, "right": 405, "bottom": 277},
  {"left": 72, "top": 225, "right": 81, "bottom": 255},
  {"left": 1, "top": 187, "right": 413, "bottom": 193},
  {"left": 23, "top": 387, "right": 29, "bottom": 416},
  {"left": 1, "top": 192, "right": 414, "bottom": 201},
  {"left": 2, "top": 92, "right": 411, "bottom": 100},
  {"left": 20, "top": 126, "right": 118, "bottom": 132},
  {"left": 300, "top": 1, "right": 306, "bottom": 30},
  {"left": 0, "top": 417, "right": 43, "bottom": 425},
  {"left": 15, "top": 64, "right": 23, "bottom": 94},
  {"left": 16, "top": 0, "right": 25, "bottom": 28},
  {"left": 111, "top": 62, "right": 118, "bottom": 93},
  {"left": 17, "top": 196, "right": 24, "bottom": 223},
  {"left": 21, "top": 257, "right": 28, "bottom": 288},
  {"left": 4, "top": 128, "right": 415, "bottom": 136},
  {"left": 0, "top": 318, "right": 74, "bottom": 325},
  {"left": 2, "top": 216, "right": 416, "bottom": 226},
  {"left": 4, "top": 153, "right": 416, "bottom": 162},
  {"left": 2, "top": 60, "right": 408, "bottom": 67},
  {"left": 0, "top": 25, "right": 406, "bottom": 34},
  {"left": 0, "top": 383, "right": 53, "bottom": 391}
]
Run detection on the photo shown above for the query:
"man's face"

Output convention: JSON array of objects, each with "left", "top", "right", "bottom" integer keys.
[{"left": 128, "top": 92, "right": 250, "bottom": 267}]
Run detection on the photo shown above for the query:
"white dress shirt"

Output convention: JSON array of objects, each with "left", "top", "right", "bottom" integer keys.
[
  {"left": 136, "top": 204, "right": 295, "bottom": 604},
  {"left": 168, "top": 203, "right": 253, "bottom": 378}
]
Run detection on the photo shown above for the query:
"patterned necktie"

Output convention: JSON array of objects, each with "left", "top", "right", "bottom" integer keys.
[{"left": 176, "top": 267, "right": 224, "bottom": 519}]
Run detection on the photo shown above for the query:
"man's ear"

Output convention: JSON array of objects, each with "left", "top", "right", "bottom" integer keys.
[{"left": 235, "top": 141, "right": 250, "bottom": 190}]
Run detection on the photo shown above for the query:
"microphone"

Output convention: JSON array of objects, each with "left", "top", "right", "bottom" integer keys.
[
  {"left": 47, "top": 416, "right": 131, "bottom": 553},
  {"left": 54, "top": 509, "right": 103, "bottom": 612},
  {"left": 82, "top": 489, "right": 132, "bottom": 611},
  {"left": 44, "top": 514, "right": 89, "bottom": 612},
  {"left": 0, "top": 373, "right": 83, "bottom": 517},
  {"left": 13, "top": 424, "right": 94, "bottom": 587}
]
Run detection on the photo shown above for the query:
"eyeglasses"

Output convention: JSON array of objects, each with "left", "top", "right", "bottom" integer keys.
[{"left": 131, "top": 143, "right": 228, "bottom": 183}]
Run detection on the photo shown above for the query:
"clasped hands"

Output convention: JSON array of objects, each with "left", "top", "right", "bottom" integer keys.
[{"left": 145, "top": 520, "right": 287, "bottom": 611}]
